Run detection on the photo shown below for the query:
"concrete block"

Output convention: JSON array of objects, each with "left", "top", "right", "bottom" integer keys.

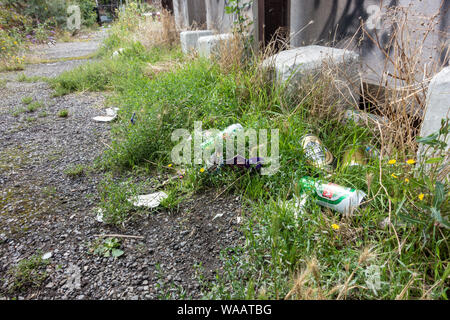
[
  {"left": 197, "top": 33, "right": 233, "bottom": 58},
  {"left": 418, "top": 66, "right": 450, "bottom": 167},
  {"left": 180, "top": 30, "right": 213, "bottom": 54},
  {"left": 262, "top": 45, "right": 360, "bottom": 107}
]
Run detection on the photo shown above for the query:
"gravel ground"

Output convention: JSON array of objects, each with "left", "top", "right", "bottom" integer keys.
[{"left": 0, "top": 31, "right": 243, "bottom": 300}]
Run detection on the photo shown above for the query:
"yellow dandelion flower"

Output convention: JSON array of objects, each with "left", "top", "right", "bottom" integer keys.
[
  {"left": 388, "top": 159, "right": 396, "bottom": 165},
  {"left": 13, "top": 41, "right": 17, "bottom": 45},
  {"left": 404, "top": 178, "right": 410, "bottom": 183},
  {"left": 391, "top": 173, "right": 398, "bottom": 179},
  {"left": 406, "top": 159, "right": 416, "bottom": 165},
  {"left": 200, "top": 168, "right": 205, "bottom": 173},
  {"left": 418, "top": 193, "right": 424, "bottom": 201},
  {"left": 331, "top": 224, "right": 340, "bottom": 230},
  {"left": 167, "top": 164, "right": 172, "bottom": 168}
]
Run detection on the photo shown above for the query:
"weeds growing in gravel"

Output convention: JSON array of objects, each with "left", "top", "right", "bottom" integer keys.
[
  {"left": 89, "top": 237, "right": 124, "bottom": 258},
  {"left": 64, "top": 164, "right": 88, "bottom": 178},
  {"left": 7, "top": 253, "right": 49, "bottom": 293},
  {"left": 57, "top": 109, "right": 68, "bottom": 118},
  {"left": 71, "top": 5, "right": 450, "bottom": 300}
]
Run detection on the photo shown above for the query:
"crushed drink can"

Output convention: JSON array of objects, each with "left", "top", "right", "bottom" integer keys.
[
  {"left": 342, "top": 147, "right": 366, "bottom": 167},
  {"left": 300, "top": 134, "right": 334, "bottom": 171},
  {"left": 299, "top": 177, "right": 366, "bottom": 215}
]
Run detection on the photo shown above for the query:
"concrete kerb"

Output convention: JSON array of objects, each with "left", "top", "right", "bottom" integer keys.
[
  {"left": 180, "top": 30, "right": 214, "bottom": 54},
  {"left": 261, "top": 45, "right": 360, "bottom": 108},
  {"left": 197, "top": 33, "right": 234, "bottom": 58}
]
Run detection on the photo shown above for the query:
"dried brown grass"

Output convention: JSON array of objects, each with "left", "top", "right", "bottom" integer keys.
[
  {"left": 133, "top": 9, "right": 179, "bottom": 49},
  {"left": 358, "top": 3, "right": 449, "bottom": 156}
]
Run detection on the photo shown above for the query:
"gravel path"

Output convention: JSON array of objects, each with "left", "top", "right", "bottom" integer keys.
[{"left": 0, "top": 31, "right": 243, "bottom": 300}]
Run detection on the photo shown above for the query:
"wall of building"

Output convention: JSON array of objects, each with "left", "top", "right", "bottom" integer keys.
[
  {"left": 173, "top": 0, "right": 207, "bottom": 29},
  {"left": 289, "top": 0, "right": 449, "bottom": 84}
]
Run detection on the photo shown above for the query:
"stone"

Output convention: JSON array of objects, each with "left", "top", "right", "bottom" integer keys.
[
  {"left": 262, "top": 45, "right": 360, "bottom": 107},
  {"left": 197, "top": 33, "right": 233, "bottom": 58},
  {"left": 180, "top": 30, "right": 213, "bottom": 54},
  {"left": 418, "top": 66, "right": 450, "bottom": 168}
]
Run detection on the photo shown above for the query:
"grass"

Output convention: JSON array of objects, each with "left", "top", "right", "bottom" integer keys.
[
  {"left": 7, "top": 253, "right": 49, "bottom": 293},
  {"left": 64, "top": 164, "right": 87, "bottom": 178},
  {"left": 26, "top": 102, "right": 42, "bottom": 113},
  {"left": 17, "top": 74, "right": 47, "bottom": 83},
  {"left": 21, "top": 97, "right": 33, "bottom": 105},
  {"left": 95, "top": 50, "right": 448, "bottom": 299},
  {"left": 53, "top": 6, "right": 449, "bottom": 300},
  {"left": 57, "top": 109, "right": 68, "bottom": 118}
]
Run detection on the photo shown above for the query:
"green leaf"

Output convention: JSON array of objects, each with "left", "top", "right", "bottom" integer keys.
[
  {"left": 433, "top": 182, "right": 445, "bottom": 208},
  {"left": 425, "top": 157, "right": 444, "bottom": 164},
  {"left": 430, "top": 208, "right": 450, "bottom": 229},
  {"left": 417, "top": 133, "right": 439, "bottom": 145},
  {"left": 111, "top": 249, "right": 124, "bottom": 258},
  {"left": 398, "top": 213, "right": 426, "bottom": 226},
  {"left": 442, "top": 264, "right": 450, "bottom": 282}
]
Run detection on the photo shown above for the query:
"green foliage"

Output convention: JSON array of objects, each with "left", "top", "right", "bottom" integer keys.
[
  {"left": 97, "top": 175, "right": 140, "bottom": 225},
  {"left": 21, "top": 97, "right": 33, "bottom": 105},
  {"left": 91, "top": 237, "right": 124, "bottom": 258},
  {"left": 58, "top": 109, "right": 69, "bottom": 117},
  {"left": 74, "top": 0, "right": 98, "bottom": 27},
  {"left": 8, "top": 253, "right": 49, "bottom": 292},
  {"left": 64, "top": 164, "right": 87, "bottom": 177}
]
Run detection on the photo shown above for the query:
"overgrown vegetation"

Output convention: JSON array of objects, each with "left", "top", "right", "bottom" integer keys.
[
  {"left": 50, "top": 1, "right": 449, "bottom": 300},
  {"left": 7, "top": 253, "right": 49, "bottom": 293}
]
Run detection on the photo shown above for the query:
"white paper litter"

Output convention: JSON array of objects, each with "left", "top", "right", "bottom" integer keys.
[
  {"left": 212, "top": 213, "right": 224, "bottom": 221},
  {"left": 129, "top": 192, "right": 168, "bottom": 208},
  {"left": 93, "top": 107, "right": 119, "bottom": 122},
  {"left": 42, "top": 252, "right": 53, "bottom": 260},
  {"left": 95, "top": 208, "right": 104, "bottom": 222}
]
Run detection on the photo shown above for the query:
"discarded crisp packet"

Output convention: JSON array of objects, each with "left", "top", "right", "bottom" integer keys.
[
  {"left": 129, "top": 191, "right": 168, "bottom": 208},
  {"left": 300, "top": 134, "right": 334, "bottom": 171},
  {"left": 208, "top": 154, "right": 264, "bottom": 172},
  {"left": 223, "top": 155, "right": 264, "bottom": 170}
]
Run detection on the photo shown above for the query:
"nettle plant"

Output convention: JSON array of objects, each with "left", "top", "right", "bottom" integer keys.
[
  {"left": 225, "top": 0, "right": 254, "bottom": 41},
  {"left": 92, "top": 237, "right": 124, "bottom": 258}
]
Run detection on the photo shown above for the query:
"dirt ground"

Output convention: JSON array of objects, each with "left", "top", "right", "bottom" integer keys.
[{"left": 0, "top": 29, "right": 243, "bottom": 300}]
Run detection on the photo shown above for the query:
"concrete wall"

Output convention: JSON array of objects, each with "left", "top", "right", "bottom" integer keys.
[
  {"left": 173, "top": 0, "right": 207, "bottom": 30},
  {"left": 205, "top": 0, "right": 255, "bottom": 33},
  {"left": 289, "top": 0, "right": 449, "bottom": 85}
]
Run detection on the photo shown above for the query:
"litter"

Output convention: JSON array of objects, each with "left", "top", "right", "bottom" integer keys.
[
  {"left": 343, "top": 109, "right": 388, "bottom": 126},
  {"left": 299, "top": 177, "right": 366, "bottom": 215},
  {"left": 342, "top": 146, "right": 366, "bottom": 167},
  {"left": 201, "top": 123, "right": 244, "bottom": 154},
  {"left": 112, "top": 48, "right": 124, "bottom": 58},
  {"left": 42, "top": 252, "right": 52, "bottom": 260},
  {"left": 129, "top": 191, "right": 168, "bottom": 208},
  {"left": 95, "top": 208, "right": 104, "bottom": 222},
  {"left": 93, "top": 107, "right": 119, "bottom": 122},
  {"left": 212, "top": 213, "right": 224, "bottom": 221},
  {"left": 300, "top": 134, "right": 334, "bottom": 172}
]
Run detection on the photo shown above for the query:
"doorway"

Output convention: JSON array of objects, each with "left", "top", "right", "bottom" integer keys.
[{"left": 258, "top": 0, "right": 290, "bottom": 50}]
